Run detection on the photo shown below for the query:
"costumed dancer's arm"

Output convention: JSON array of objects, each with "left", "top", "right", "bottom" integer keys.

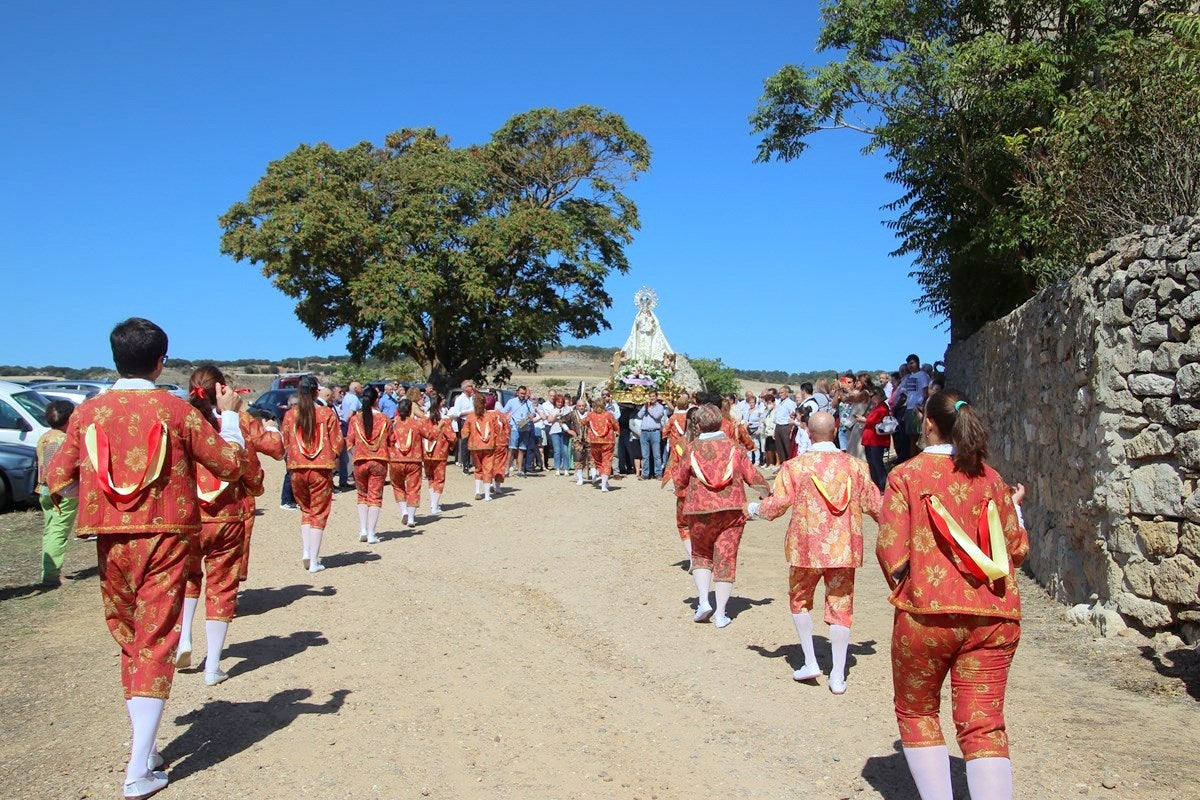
[
  {"left": 187, "top": 401, "right": 246, "bottom": 483},
  {"left": 756, "top": 464, "right": 795, "bottom": 521},
  {"left": 245, "top": 412, "right": 284, "bottom": 460},
  {"left": 875, "top": 472, "right": 912, "bottom": 589},
  {"left": 345, "top": 415, "right": 360, "bottom": 450},
  {"left": 737, "top": 448, "right": 769, "bottom": 499},
  {"left": 1001, "top": 479, "right": 1030, "bottom": 567}
]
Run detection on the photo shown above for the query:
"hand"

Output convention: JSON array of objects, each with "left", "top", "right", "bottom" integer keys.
[
  {"left": 50, "top": 492, "right": 63, "bottom": 512},
  {"left": 1010, "top": 482, "right": 1026, "bottom": 506},
  {"left": 263, "top": 419, "right": 280, "bottom": 432},
  {"left": 215, "top": 383, "right": 242, "bottom": 413},
  {"left": 746, "top": 501, "right": 761, "bottom": 518}
]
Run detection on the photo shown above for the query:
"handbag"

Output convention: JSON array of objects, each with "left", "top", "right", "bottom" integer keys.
[{"left": 875, "top": 415, "right": 899, "bottom": 435}]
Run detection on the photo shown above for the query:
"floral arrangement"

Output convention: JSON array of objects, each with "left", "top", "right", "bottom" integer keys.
[{"left": 614, "top": 359, "right": 673, "bottom": 388}]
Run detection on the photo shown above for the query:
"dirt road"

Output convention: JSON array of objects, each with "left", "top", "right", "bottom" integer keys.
[{"left": 1, "top": 460, "right": 1197, "bottom": 799}]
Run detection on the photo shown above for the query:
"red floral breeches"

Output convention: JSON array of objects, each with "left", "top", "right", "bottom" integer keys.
[
  {"left": 891, "top": 611, "right": 1021, "bottom": 760},
  {"left": 353, "top": 460, "right": 387, "bottom": 507},
  {"left": 291, "top": 469, "right": 334, "bottom": 528},
  {"left": 424, "top": 458, "right": 447, "bottom": 492},
  {"left": 389, "top": 461, "right": 422, "bottom": 505},
  {"left": 471, "top": 450, "right": 504, "bottom": 483},
  {"left": 97, "top": 532, "right": 189, "bottom": 700},
  {"left": 238, "top": 496, "right": 255, "bottom": 582},
  {"left": 185, "top": 519, "right": 245, "bottom": 623},
  {"left": 687, "top": 510, "right": 745, "bottom": 582},
  {"left": 675, "top": 497, "right": 690, "bottom": 542},
  {"left": 590, "top": 443, "right": 614, "bottom": 477},
  {"left": 789, "top": 566, "right": 856, "bottom": 627}
]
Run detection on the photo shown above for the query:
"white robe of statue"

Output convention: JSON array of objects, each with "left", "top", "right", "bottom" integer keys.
[{"left": 622, "top": 306, "right": 673, "bottom": 363}]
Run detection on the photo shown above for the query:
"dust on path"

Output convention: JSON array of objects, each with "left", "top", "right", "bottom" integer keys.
[{"left": 1, "top": 461, "right": 1197, "bottom": 800}]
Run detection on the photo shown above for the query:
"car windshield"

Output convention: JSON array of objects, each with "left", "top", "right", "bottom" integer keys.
[{"left": 11, "top": 391, "right": 50, "bottom": 426}]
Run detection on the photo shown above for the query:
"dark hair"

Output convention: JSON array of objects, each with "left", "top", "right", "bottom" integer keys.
[
  {"left": 800, "top": 382, "right": 814, "bottom": 395},
  {"left": 189, "top": 365, "right": 226, "bottom": 430},
  {"left": 297, "top": 375, "right": 319, "bottom": 442},
  {"left": 694, "top": 404, "right": 722, "bottom": 433},
  {"left": 869, "top": 387, "right": 887, "bottom": 404},
  {"left": 906, "top": 353, "right": 920, "bottom": 363},
  {"left": 45, "top": 399, "right": 74, "bottom": 430},
  {"left": 361, "top": 386, "right": 379, "bottom": 439},
  {"left": 926, "top": 390, "right": 988, "bottom": 477},
  {"left": 110, "top": 318, "right": 168, "bottom": 377},
  {"left": 397, "top": 398, "right": 413, "bottom": 420},
  {"left": 685, "top": 405, "right": 700, "bottom": 440}
]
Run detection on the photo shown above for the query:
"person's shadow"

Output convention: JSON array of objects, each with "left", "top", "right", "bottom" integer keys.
[
  {"left": 1139, "top": 644, "right": 1200, "bottom": 700},
  {"left": 682, "top": 595, "right": 773, "bottom": 620},
  {"left": 746, "top": 637, "right": 877, "bottom": 673},
  {"left": 236, "top": 584, "right": 336, "bottom": 617},
  {"left": 320, "top": 550, "right": 382, "bottom": 568},
  {"left": 220, "top": 630, "right": 328, "bottom": 678},
  {"left": 861, "top": 741, "right": 967, "bottom": 799},
  {"left": 163, "top": 688, "right": 349, "bottom": 782}
]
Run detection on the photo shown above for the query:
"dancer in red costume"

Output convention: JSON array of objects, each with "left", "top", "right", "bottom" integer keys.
[
  {"left": 281, "top": 376, "right": 344, "bottom": 573},
  {"left": 347, "top": 385, "right": 391, "bottom": 542}
]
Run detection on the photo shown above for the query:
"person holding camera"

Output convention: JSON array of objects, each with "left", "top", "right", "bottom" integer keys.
[{"left": 636, "top": 390, "right": 667, "bottom": 480}]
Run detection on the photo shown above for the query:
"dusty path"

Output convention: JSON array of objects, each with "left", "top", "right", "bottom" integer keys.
[{"left": 1, "top": 460, "right": 1198, "bottom": 799}]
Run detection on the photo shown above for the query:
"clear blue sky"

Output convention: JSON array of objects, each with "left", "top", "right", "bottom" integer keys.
[{"left": 3, "top": 1, "right": 949, "bottom": 375}]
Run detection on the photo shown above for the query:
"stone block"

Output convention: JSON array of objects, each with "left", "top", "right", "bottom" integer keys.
[
  {"left": 1118, "top": 414, "right": 1148, "bottom": 434},
  {"left": 1138, "top": 322, "right": 1169, "bottom": 347},
  {"left": 1169, "top": 315, "right": 1189, "bottom": 341},
  {"left": 1130, "top": 464, "right": 1184, "bottom": 516},
  {"left": 1152, "top": 555, "right": 1200, "bottom": 605},
  {"left": 1165, "top": 238, "right": 1191, "bottom": 259},
  {"left": 1179, "top": 292, "right": 1200, "bottom": 322},
  {"left": 1179, "top": 431, "right": 1200, "bottom": 472},
  {"left": 1142, "top": 398, "right": 1170, "bottom": 424},
  {"left": 1123, "top": 279, "right": 1152, "bottom": 310},
  {"left": 1135, "top": 518, "right": 1179, "bottom": 558},
  {"left": 1124, "top": 557, "right": 1155, "bottom": 597},
  {"left": 1106, "top": 270, "right": 1128, "bottom": 299},
  {"left": 1125, "top": 425, "right": 1174, "bottom": 459},
  {"left": 1116, "top": 592, "right": 1172, "bottom": 628},
  {"left": 1127, "top": 373, "right": 1175, "bottom": 396},
  {"left": 1102, "top": 298, "right": 1129, "bottom": 326},
  {"left": 1156, "top": 278, "right": 1187, "bottom": 302},
  {"left": 1166, "top": 404, "right": 1200, "bottom": 431},
  {"left": 1151, "top": 342, "right": 1185, "bottom": 371},
  {"left": 1186, "top": 490, "right": 1200, "bottom": 524},
  {"left": 1181, "top": 522, "right": 1200, "bottom": 560},
  {"left": 1178, "top": 363, "right": 1200, "bottom": 401}
]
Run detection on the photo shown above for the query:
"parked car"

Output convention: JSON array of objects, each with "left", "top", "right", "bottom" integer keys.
[
  {"left": 248, "top": 389, "right": 297, "bottom": 422},
  {"left": 270, "top": 373, "right": 312, "bottom": 390},
  {"left": 0, "top": 381, "right": 52, "bottom": 447},
  {"left": 30, "top": 380, "right": 112, "bottom": 405},
  {"left": 156, "top": 383, "right": 191, "bottom": 401},
  {"left": 0, "top": 442, "right": 38, "bottom": 512}
]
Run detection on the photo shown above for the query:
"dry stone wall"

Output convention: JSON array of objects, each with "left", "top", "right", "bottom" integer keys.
[{"left": 946, "top": 214, "right": 1200, "bottom": 640}]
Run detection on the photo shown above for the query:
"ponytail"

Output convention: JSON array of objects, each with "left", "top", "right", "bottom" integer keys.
[
  {"left": 297, "top": 375, "right": 319, "bottom": 442},
  {"left": 397, "top": 398, "right": 413, "bottom": 421},
  {"left": 189, "top": 365, "right": 225, "bottom": 431},
  {"left": 926, "top": 390, "right": 988, "bottom": 478},
  {"left": 428, "top": 395, "right": 443, "bottom": 424},
  {"left": 361, "top": 386, "right": 379, "bottom": 439}
]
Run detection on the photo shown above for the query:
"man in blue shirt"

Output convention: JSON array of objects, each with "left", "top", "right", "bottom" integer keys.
[
  {"left": 636, "top": 390, "right": 667, "bottom": 479},
  {"left": 379, "top": 381, "right": 399, "bottom": 419},
  {"left": 503, "top": 385, "right": 538, "bottom": 475}
]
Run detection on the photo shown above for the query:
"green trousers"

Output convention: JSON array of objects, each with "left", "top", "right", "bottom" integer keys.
[{"left": 39, "top": 493, "right": 78, "bottom": 583}]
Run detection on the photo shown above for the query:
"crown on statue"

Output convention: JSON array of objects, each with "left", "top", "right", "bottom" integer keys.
[{"left": 634, "top": 287, "right": 658, "bottom": 311}]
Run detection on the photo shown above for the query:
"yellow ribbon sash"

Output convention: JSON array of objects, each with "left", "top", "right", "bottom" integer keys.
[
  {"left": 811, "top": 474, "right": 851, "bottom": 515},
  {"left": 689, "top": 449, "right": 736, "bottom": 490},
  {"left": 296, "top": 424, "right": 325, "bottom": 461},
  {"left": 195, "top": 466, "right": 230, "bottom": 507},
  {"left": 925, "top": 496, "right": 1010, "bottom": 582},
  {"left": 84, "top": 422, "right": 168, "bottom": 506}
]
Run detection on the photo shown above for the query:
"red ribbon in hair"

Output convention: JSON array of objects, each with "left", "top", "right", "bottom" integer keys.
[{"left": 190, "top": 386, "right": 209, "bottom": 400}]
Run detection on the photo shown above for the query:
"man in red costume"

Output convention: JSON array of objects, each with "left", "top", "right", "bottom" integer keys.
[{"left": 48, "top": 318, "right": 247, "bottom": 800}]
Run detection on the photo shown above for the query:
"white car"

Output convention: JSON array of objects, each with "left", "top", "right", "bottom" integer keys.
[
  {"left": 156, "top": 383, "right": 191, "bottom": 401},
  {"left": 0, "top": 381, "right": 52, "bottom": 447},
  {"left": 28, "top": 380, "right": 111, "bottom": 405}
]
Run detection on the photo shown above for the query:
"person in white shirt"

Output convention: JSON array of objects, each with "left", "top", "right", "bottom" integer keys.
[
  {"left": 773, "top": 386, "right": 798, "bottom": 465},
  {"left": 446, "top": 379, "right": 478, "bottom": 473}
]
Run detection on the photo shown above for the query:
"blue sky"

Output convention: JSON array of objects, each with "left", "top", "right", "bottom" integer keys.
[{"left": 3, "top": 1, "right": 949, "bottom": 375}]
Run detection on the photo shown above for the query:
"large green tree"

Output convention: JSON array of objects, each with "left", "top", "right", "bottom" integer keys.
[
  {"left": 220, "top": 106, "right": 650, "bottom": 391},
  {"left": 752, "top": 0, "right": 1198, "bottom": 340}
]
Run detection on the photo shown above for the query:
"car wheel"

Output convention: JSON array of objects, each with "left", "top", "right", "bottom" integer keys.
[{"left": 0, "top": 473, "right": 11, "bottom": 513}]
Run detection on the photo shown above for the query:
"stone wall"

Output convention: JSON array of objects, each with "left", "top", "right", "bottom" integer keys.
[{"left": 946, "top": 214, "right": 1200, "bottom": 639}]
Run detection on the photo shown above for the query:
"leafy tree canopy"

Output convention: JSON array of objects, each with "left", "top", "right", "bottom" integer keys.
[
  {"left": 752, "top": 0, "right": 1199, "bottom": 340},
  {"left": 688, "top": 357, "right": 742, "bottom": 396},
  {"left": 220, "top": 106, "right": 651, "bottom": 392}
]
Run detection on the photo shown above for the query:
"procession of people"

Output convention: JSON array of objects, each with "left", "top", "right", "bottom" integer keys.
[{"left": 38, "top": 317, "right": 1027, "bottom": 800}]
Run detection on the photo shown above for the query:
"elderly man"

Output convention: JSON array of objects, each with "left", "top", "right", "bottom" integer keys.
[
  {"left": 771, "top": 386, "right": 797, "bottom": 466},
  {"left": 380, "top": 381, "right": 400, "bottom": 418},
  {"left": 447, "top": 379, "right": 478, "bottom": 473},
  {"left": 751, "top": 412, "right": 882, "bottom": 694}
]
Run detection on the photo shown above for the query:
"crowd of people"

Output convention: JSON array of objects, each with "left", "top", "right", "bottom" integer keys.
[{"left": 35, "top": 318, "right": 1028, "bottom": 800}]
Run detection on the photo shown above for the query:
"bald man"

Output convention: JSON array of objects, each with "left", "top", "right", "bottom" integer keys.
[{"left": 751, "top": 411, "right": 882, "bottom": 694}]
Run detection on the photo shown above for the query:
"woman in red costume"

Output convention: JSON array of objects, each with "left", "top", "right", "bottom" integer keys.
[
  {"left": 347, "top": 385, "right": 391, "bottom": 543},
  {"left": 420, "top": 395, "right": 456, "bottom": 515},
  {"left": 281, "top": 375, "right": 344, "bottom": 573}
]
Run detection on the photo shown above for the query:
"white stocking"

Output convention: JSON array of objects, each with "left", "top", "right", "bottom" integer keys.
[
  {"left": 309, "top": 528, "right": 324, "bottom": 569},
  {"left": 693, "top": 568, "right": 712, "bottom": 611},
  {"left": 902, "top": 745, "right": 953, "bottom": 800},
  {"left": 399, "top": 501, "right": 409, "bottom": 518},
  {"left": 792, "top": 612, "right": 818, "bottom": 668},
  {"left": 829, "top": 624, "right": 851, "bottom": 684},
  {"left": 714, "top": 581, "right": 734, "bottom": 619},
  {"left": 575, "top": 469, "right": 584, "bottom": 485},
  {"left": 475, "top": 479, "right": 483, "bottom": 495},
  {"left": 429, "top": 490, "right": 440, "bottom": 512},
  {"left": 301, "top": 524, "right": 311, "bottom": 561},
  {"left": 125, "top": 696, "right": 165, "bottom": 781},
  {"left": 356, "top": 504, "right": 368, "bottom": 534},
  {"left": 367, "top": 506, "right": 381, "bottom": 534},
  {"left": 179, "top": 596, "right": 198, "bottom": 653},
  {"left": 682, "top": 538, "right": 692, "bottom": 561},
  {"left": 205, "top": 619, "right": 229, "bottom": 674},
  {"left": 965, "top": 757, "right": 1013, "bottom": 800},
  {"left": 407, "top": 507, "right": 416, "bottom": 524},
  {"left": 600, "top": 475, "right": 609, "bottom": 491}
]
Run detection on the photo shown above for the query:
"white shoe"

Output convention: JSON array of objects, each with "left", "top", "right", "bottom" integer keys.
[
  {"left": 301, "top": 554, "right": 310, "bottom": 570},
  {"left": 366, "top": 533, "right": 380, "bottom": 544},
  {"left": 147, "top": 752, "right": 164, "bottom": 771},
  {"left": 576, "top": 478, "right": 584, "bottom": 486},
  {"left": 308, "top": 563, "right": 325, "bottom": 573},
  {"left": 174, "top": 643, "right": 192, "bottom": 669},
  {"left": 204, "top": 668, "right": 229, "bottom": 686},
  {"left": 793, "top": 664, "right": 823, "bottom": 682},
  {"left": 358, "top": 532, "right": 368, "bottom": 542},
  {"left": 484, "top": 495, "right": 493, "bottom": 502},
  {"left": 693, "top": 605, "right": 714, "bottom": 623},
  {"left": 713, "top": 615, "right": 732, "bottom": 629},
  {"left": 123, "top": 771, "right": 168, "bottom": 799},
  {"left": 828, "top": 676, "right": 847, "bottom": 695}
]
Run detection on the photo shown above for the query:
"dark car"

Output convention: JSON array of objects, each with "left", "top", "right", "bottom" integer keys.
[
  {"left": 0, "top": 442, "right": 38, "bottom": 512},
  {"left": 248, "top": 389, "right": 297, "bottom": 422}
]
